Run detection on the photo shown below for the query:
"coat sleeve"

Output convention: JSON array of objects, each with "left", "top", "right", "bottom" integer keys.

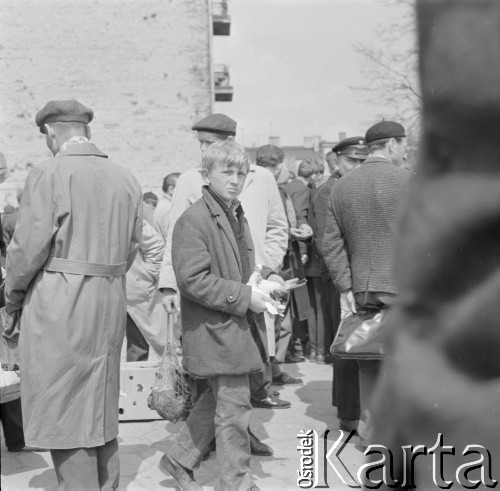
[
  {"left": 139, "top": 220, "right": 165, "bottom": 275},
  {"left": 290, "top": 184, "right": 311, "bottom": 228},
  {"left": 321, "top": 192, "right": 352, "bottom": 292},
  {"left": 172, "top": 215, "right": 252, "bottom": 317},
  {"left": 127, "top": 193, "right": 143, "bottom": 271},
  {"left": 5, "top": 167, "right": 58, "bottom": 314},
  {"left": 158, "top": 173, "right": 193, "bottom": 291},
  {"left": 263, "top": 177, "right": 288, "bottom": 271}
]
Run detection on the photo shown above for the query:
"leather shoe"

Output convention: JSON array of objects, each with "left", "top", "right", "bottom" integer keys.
[
  {"left": 272, "top": 372, "right": 303, "bottom": 386},
  {"left": 284, "top": 353, "right": 305, "bottom": 363},
  {"left": 159, "top": 454, "right": 202, "bottom": 490},
  {"left": 339, "top": 419, "right": 359, "bottom": 433},
  {"left": 251, "top": 396, "right": 291, "bottom": 409},
  {"left": 249, "top": 429, "right": 274, "bottom": 456}
]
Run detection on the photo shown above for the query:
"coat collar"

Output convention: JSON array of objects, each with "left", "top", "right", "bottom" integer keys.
[
  {"left": 201, "top": 186, "right": 242, "bottom": 274},
  {"left": 56, "top": 142, "right": 108, "bottom": 158},
  {"left": 364, "top": 155, "right": 395, "bottom": 166}
]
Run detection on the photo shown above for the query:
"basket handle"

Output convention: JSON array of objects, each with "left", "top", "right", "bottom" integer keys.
[{"left": 166, "top": 313, "right": 175, "bottom": 345}]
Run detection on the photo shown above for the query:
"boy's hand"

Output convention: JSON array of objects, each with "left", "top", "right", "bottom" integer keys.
[
  {"left": 266, "top": 274, "right": 288, "bottom": 297},
  {"left": 160, "top": 288, "right": 180, "bottom": 314},
  {"left": 249, "top": 290, "right": 271, "bottom": 313}
]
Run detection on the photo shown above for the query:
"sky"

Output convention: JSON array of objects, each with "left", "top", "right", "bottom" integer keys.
[{"left": 213, "top": 0, "right": 414, "bottom": 147}]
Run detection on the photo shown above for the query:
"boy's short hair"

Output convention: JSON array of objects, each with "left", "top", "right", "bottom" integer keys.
[
  {"left": 202, "top": 140, "right": 250, "bottom": 174},
  {"left": 255, "top": 144, "right": 285, "bottom": 168}
]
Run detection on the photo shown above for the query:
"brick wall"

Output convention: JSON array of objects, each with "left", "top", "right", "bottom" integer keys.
[{"left": 0, "top": 0, "right": 213, "bottom": 195}]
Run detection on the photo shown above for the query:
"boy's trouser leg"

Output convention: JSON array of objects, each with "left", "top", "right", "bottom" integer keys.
[
  {"left": 0, "top": 397, "right": 25, "bottom": 450},
  {"left": 212, "top": 374, "right": 253, "bottom": 491},
  {"left": 169, "top": 375, "right": 254, "bottom": 490},
  {"left": 168, "top": 384, "right": 216, "bottom": 469}
]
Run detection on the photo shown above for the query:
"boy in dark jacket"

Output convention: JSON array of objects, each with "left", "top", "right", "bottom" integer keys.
[{"left": 160, "top": 141, "right": 277, "bottom": 490}]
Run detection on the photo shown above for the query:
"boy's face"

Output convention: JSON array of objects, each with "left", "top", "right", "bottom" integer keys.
[{"left": 204, "top": 163, "right": 248, "bottom": 205}]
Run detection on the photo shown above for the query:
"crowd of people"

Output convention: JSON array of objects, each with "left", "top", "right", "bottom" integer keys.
[{"left": 0, "top": 99, "right": 412, "bottom": 490}]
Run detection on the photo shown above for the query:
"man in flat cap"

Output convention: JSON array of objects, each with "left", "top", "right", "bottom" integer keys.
[
  {"left": 157, "top": 113, "right": 289, "bottom": 458},
  {"left": 322, "top": 122, "right": 411, "bottom": 443},
  {"left": 4, "top": 99, "right": 142, "bottom": 488}
]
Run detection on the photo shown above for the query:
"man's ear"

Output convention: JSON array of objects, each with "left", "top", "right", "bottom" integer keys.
[
  {"left": 226, "top": 135, "right": 235, "bottom": 142},
  {"left": 44, "top": 124, "right": 55, "bottom": 139}
]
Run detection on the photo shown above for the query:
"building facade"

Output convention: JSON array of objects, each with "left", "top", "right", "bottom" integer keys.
[{"left": 0, "top": 0, "right": 231, "bottom": 206}]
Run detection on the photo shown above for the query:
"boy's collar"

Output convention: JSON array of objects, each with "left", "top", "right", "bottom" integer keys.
[{"left": 203, "top": 186, "right": 241, "bottom": 217}]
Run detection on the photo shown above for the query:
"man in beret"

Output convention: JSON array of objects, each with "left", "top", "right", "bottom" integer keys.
[
  {"left": 4, "top": 99, "right": 142, "bottom": 488},
  {"left": 157, "top": 113, "right": 289, "bottom": 458},
  {"left": 322, "top": 122, "right": 411, "bottom": 442}
]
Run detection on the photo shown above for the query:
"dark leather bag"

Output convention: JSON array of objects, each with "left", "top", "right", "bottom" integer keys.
[{"left": 330, "top": 309, "right": 387, "bottom": 360}]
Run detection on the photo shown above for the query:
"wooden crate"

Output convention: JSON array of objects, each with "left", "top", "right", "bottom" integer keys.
[{"left": 119, "top": 361, "right": 162, "bottom": 421}]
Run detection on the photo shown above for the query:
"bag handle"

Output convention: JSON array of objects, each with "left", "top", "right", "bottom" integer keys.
[{"left": 166, "top": 313, "right": 175, "bottom": 345}]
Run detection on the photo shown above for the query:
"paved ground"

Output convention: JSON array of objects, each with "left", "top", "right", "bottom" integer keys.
[{"left": 1, "top": 359, "right": 365, "bottom": 490}]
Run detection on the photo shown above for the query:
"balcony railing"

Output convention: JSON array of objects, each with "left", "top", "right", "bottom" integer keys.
[
  {"left": 214, "top": 64, "right": 233, "bottom": 102},
  {"left": 212, "top": 1, "right": 231, "bottom": 35}
]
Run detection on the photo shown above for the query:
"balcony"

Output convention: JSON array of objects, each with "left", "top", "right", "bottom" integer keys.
[
  {"left": 212, "top": 1, "right": 231, "bottom": 35},
  {"left": 214, "top": 64, "right": 233, "bottom": 102}
]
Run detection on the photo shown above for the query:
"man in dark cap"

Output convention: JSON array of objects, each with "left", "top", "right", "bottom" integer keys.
[
  {"left": 322, "top": 122, "right": 411, "bottom": 442},
  {"left": 4, "top": 99, "right": 142, "bottom": 488},
  {"left": 307, "top": 138, "right": 368, "bottom": 431},
  {"left": 157, "top": 113, "right": 289, "bottom": 459}
]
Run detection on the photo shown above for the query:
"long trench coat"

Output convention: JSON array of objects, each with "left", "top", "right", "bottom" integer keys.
[
  {"left": 126, "top": 220, "right": 167, "bottom": 361},
  {"left": 5, "top": 143, "right": 142, "bottom": 449}
]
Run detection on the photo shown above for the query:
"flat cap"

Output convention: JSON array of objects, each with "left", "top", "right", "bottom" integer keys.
[
  {"left": 365, "top": 121, "right": 405, "bottom": 144},
  {"left": 192, "top": 113, "right": 236, "bottom": 136},
  {"left": 332, "top": 136, "right": 369, "bottom": 158},
  {"left": 35, "top": 99, "right": 94, "bottom": 134}
]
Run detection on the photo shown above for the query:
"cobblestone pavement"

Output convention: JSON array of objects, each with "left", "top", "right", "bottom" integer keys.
[{"left": 1, "top": 359, "right": 365, "bottom": 490}]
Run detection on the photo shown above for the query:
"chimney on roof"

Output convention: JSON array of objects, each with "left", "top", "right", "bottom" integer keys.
[
  {"left": 269, "top": 136, "right": 280, "bottom": 147},
  {"left": 338, "top": 131, "right": 346, "bottom": 141},
  {"left": 303, "top": 136, "right": 313, "bottom": 148}
]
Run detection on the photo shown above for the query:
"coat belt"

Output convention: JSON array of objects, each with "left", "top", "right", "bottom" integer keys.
[{"left": 42, "top": 256, "right": 127, "bottom": 277}]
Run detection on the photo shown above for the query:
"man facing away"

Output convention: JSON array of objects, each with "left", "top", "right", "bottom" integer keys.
[
  {"left": 322, "top": 121, "right": 411, "bottom": 443},
  {"left": 158, "top": 115, "right": 290, "bottom": 432},
  {"left": 4, "top": 100, "right": 142, "bottom": 489},
  {"left": 309, "top": 138, "right": 368, "bottom": 431},
  {"left": 160, "top": 140, "right": 271, "bottom": 490}
]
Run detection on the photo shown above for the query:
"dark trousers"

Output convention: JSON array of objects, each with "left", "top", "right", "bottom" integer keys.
[
  {"left": 50, "top": 438, "right": 119, "bottom": 490},
  {"left": 332, "top": 359, "right": 361, "bottom": 420},
  {"left": 249, "top": 362, "right": 272, "bottom": 400},
  {"left": 125, "top": 313, "right": 149, "bottom": 362},
  {"left": 320, "top": 273, "right": 340, "bottom": 354},
  {"left": 306, "top": 277, "right": 322, "bottom": 353},
  {"left": 274, "top": 305, "right": 292, "bottom": 363},
  {"left": 0, "top": 397, "right": 24, "bottom": 450}
]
